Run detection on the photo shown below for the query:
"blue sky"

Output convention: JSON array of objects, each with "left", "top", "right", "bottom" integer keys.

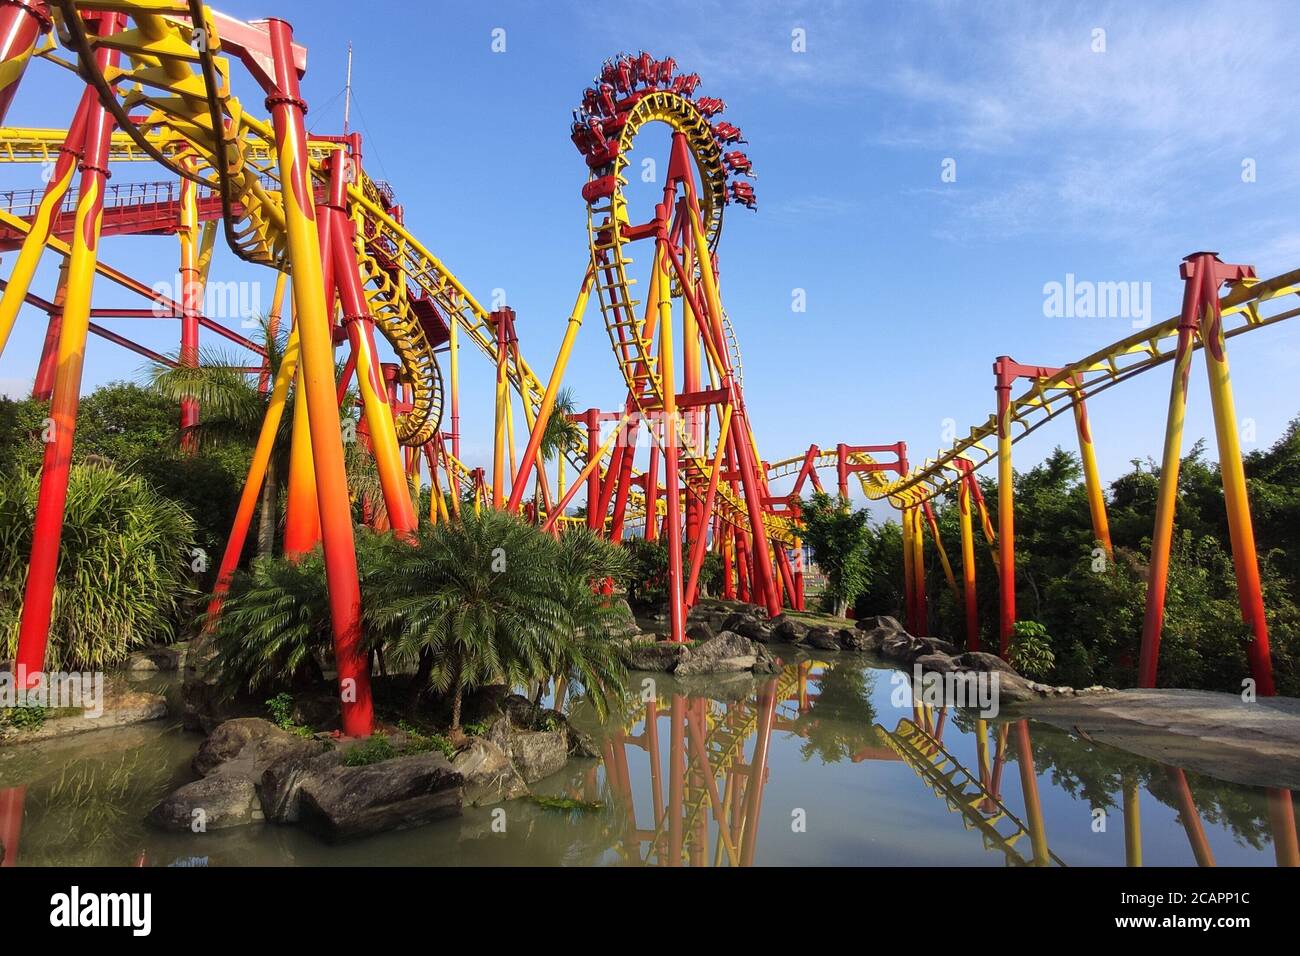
[{"left": 2, "top": 0, "right": 1298, "bottom": 515}]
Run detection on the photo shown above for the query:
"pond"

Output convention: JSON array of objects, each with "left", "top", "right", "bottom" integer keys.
[{"left": 0, "top": 649, "right": 1294, "bottom": 866}]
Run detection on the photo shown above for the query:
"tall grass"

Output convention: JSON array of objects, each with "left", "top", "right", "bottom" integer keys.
[{"left": 0, "top": 463, "right": 197, "bottom": 670}]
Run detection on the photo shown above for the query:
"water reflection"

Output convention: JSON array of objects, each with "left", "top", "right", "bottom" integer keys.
[
  {"left": 571, "top": 659, "right": 1299, "bottom": 867},
  {"left": 0, "top": 658, "right": 1296, "bottom": 866}
]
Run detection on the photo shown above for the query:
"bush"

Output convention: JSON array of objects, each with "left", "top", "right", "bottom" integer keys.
[
  {"left": 0, "top": 463, "right": 197, "bottom": 670},
  {"left": 1008, "top": 620, "right": 1056, "bottom": 680}
]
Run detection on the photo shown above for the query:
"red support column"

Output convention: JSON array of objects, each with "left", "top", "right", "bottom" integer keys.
[
  {"left": 13, "top": 13, "right": 123, "bottom": 684},
  {"left": 0, "top": 0, "right": 49, "bottom": 122}
]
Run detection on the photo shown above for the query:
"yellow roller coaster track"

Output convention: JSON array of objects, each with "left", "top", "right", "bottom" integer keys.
[
  {"left": 877, "top": 717, "right": 1066, "bottom": 866},
  {"left": 766, "top": 270, "right": 1300, "bottom": 511}
]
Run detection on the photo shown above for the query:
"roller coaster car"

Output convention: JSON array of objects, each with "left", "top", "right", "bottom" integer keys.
[
  {"left": 582, "top": 175, "right": 618, "bottom": 203},
  {"left": 581, "top": 88, "right": 602, "bottom": 116},
  {"left": 671, "top": 72, "right": 701, "bottom": 96},
  {"left": 614, "top": 57, "right": 636, "bottom": 93},
  {"left": 723, "top": 150, "right": 754, "bottom": 177},
  {"left": 712, "top": 122, "right": 746, "bottom": 144},
  {"left": 657, "top": 57, "right": 677, "bottom": 84},
  {"left": 696, "top": 97, "right": 725, "bottom": 116},
  {"left": 636, "top": 51, "right": 658, "bottom": 87},
  {"left": 729, "top": 181, "right": 757, "bottom": 209}
]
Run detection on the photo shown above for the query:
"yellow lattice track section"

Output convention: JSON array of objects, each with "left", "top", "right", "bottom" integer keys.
[
  {"left": 584, "top": 88, "right": 796, "bottom": 546},
  {"left": 877, "top": 718, "right": 1065, "bottom": 866}
]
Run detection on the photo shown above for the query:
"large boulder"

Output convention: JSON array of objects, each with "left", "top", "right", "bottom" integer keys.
[
  {"left": 622, "top": 638, "right": 691, "bottom": 672},
  {"left": 257, "top": 749, "right": 343, "bottom": 824},
  {"left": 147, "top": 773, "right": 263, "bottom": 832},
  {"left": 452, "top": 738, "right": 530, "bottom": 806},
  {"left": 501, "top": 727, "right": 569, "bottom": 783},
  {"left": 769, "top": 615, "right": 809, "bottom": 643},
  {"left": 855, "top": 615, "right": 903, "bottom": 633},
  {"left": 804, "top": 626, "right": 841, "bottom": 651},
  {"left": 731, "top": 616, "right": 774, "bottom": 643},
  {"left": 674, "top": 630, "right": 759, "bottom": 676},
  {"left": 686, "top": 621, "right": 716, "bottom": 643},
  {"left": 124, "top": 641, "right": 188, "bottom": 673},
  {"left": 913, "top": 652, "right": 957, "bottom": 674},
  {"left": 839, "top": 627, "right": 883, "bottom": 652},
  {"left": 296, "top": 752, "right": 463, "bottom": 843},
  {"left": 951, "top": 651, "right": 1018, "bottom": 674},
  {"left": 192, "top": 717, "right": 323, "bottom": 777}
]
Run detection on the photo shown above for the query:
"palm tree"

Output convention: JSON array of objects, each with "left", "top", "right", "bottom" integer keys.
[
  {"left": 148, "top": 316, "right": 287, "bottom": 557},
  {"left": 365, "top": 510, "right": 630, "bottom": 732},
  {"left": 536, "top": 387, "right": 581, "bottom": 521},
  {"left": 535, "top": 525, "right": 634, "bottom": 711}
]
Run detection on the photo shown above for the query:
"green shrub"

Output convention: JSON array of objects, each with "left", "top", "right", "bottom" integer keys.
[
  {"left": 0, "top": 463, "right": 197, "bottom": 670},
  {"left": 1008, "top": 620, "right": 1056, "bottom": 680}
]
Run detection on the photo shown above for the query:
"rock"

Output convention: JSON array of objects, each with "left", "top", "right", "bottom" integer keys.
[
  {"left": 840, "top": 627, "right": 884, "bottom": 652},
  {"left": 1, "top": 687, "right": 167, "bottom": 745},
  {"left": 732, "top": 617, "right": 774, "bottom": 643},
  {"left": 506, "top": 728, "right": 569, "bottom": 783},
  {"left": 769, "top": 615, "right": 809, "bottom": 643},
  {"left": 623, "top": 638, "right": 691, "bottom": 672},
  {"left": 879, "top": 633, "right": 932, "bottom": 664},
  {"left": 686, "top": 621, "right": 715, "bottom": 643},
  {"left": 752, "top": 642, "right": 781, "bottom": 674},
  {"left": 297, "top": 752, "right": 463, "bottom": 843},
  {"left": 804, "top": 626, "right": 841, "bottom": 651},
  {"left": 258, "top": 748, "right": 342, "bottom": 824},
  {"left": 147, "top": 773, "right": 263, "bottom": 832},
  {"left": 455, "top": 684, "right": 513, "bottom": 726},
  {"left": 951, "top": 651, "right": 1018, "bottom": 674},
  {"left": 925, "top": 637, "right": 959, "bottom": 656},
  {"left": 994, "top": 672, "right": 1040, "bottom": 705},
  {"left": 856, "top": 615, "right": 903, "bottom": 633},
  {"left": 566, "top": 724, "right": 602, "bottom": 759},
  {"left": 124, "top": 641, "right": 187, "bottom": 673},
  {"left": 452, "top": 738, "right": 529, "bottom": 806},
  {"left": 913, "top": 652, "right": 957, "bottom": 674},
  {"left": 192, "top": 718, "right": 322, "bottom": 778},
  {"left": 674, "top": 630, "right": 759, "bottom": 676}
]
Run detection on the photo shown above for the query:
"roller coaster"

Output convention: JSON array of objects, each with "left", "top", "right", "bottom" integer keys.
[{"left": 0, "top": 2, "right": 1295, "bottom": 740}]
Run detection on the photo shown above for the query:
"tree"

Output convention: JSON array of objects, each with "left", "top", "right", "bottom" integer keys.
[
  {"left": 365, "top": 509, "right": 630, "bottom": 731},
  {"left": 799, "top": 491, "right": 872, "bottom": 616}
]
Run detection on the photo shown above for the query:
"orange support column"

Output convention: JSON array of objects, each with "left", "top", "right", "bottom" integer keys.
[
  {"left": 1139, "top": 253, "right": 1271, "bottom": 693},
  {"left": 242, "top": 18, "right": 372, "bottom": 735},
  {"left": 1193, "top": 255, "right": 1276, "bottom": 696},
  {"left": 1071, "top": 385, "right": 1112, "bottom": 559},
  {"left": 994, "top": 358, "right": 1016, "bottom": 655},
  {"left": 956, "top": 463, "right": 980, "bottom": 651}
]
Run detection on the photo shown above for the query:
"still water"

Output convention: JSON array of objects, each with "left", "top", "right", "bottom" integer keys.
[{"left": 1, "top": 649, "right": 1295, "bottom": 866}]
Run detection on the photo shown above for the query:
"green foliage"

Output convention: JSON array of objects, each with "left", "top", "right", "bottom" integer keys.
[
  {"left": 800, "top": 491, "right": 873, "bottom": 617},
  {"left": 364, "top": 509, "right": 631, "bottom": 729},
  {"left": 0, "top": 462, "right": 197, "bottom": 669},
  {"left": 902, "top": 426, "right": 1300, "bottom": 695},
  {"left": 0, "top": 704, "right": 48, "bottom": 732},
  {"left": 622, "top": 533, "right": 723, "bottom": 607},
  {"left": 528, "top": 795, "right": 603, "bottom": 813},
  {"left": 205, "top": 529, "right": 393, "bottom": 696},
  {"left": 265, "top": 692, "right": 314, "bottom": 737},
  {"left": 0, "top": 383, "right": 248, "bottom": 566},
  {"left": 1008, "top": 620, "right": 1056, "bottom": 680},
  {"left": 343, "top": 733, "right": 400, "bottom": 766},
  {"left": 397, "top": 720, "right": 455, "bottom": 758}
]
